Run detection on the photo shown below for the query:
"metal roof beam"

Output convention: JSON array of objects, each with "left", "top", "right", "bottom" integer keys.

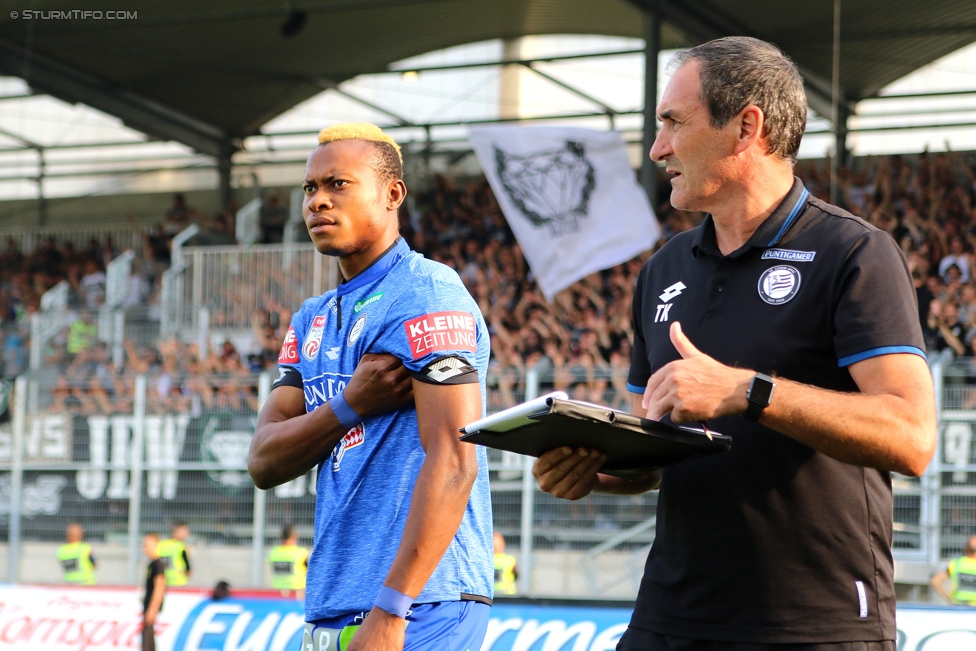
[
  {"left": 386, "top": 49, "right": 645, "bottom": 75},
  {"left": 311, "top": 78, "right": 415, "bottom": 127},
  {"left": 520, "top": 63, "right": 617, "bottom": 116},
  {"left": 0, "top": 38, "right": 239, "bottom": 159},
  {"left": 870, "top": 89, "right": 976, "bottom": 100},
  {"left": 0, "top": 125, "right": 43, "bottom": 150},
  {"left": 627, "top": 0, "right": 854, "bottom": 119}
]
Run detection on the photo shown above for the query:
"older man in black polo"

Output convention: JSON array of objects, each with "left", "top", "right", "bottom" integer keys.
[{"left": 532, "top": 37, "right": 936, "bottom": 651}]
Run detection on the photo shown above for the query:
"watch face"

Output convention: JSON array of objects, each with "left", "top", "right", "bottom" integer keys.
[{"left": 748, "top": 376, "right": 775, "bottom": 405}]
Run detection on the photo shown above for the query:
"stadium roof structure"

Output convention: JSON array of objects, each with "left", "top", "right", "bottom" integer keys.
[{"left": 0, "top": 0, "right": 973, "bottom": 196}]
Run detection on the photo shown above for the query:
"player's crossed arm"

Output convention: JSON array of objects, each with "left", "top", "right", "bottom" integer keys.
[{"left": 248, "top": 353, "right": 413, "bottom": 489}]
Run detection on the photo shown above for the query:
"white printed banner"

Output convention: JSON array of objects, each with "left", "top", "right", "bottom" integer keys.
[{"left": 468, "top": 126, "right": 658, "bottom": 300}]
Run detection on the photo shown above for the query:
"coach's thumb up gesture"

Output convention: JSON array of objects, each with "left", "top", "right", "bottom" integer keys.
[{"left": 643, "top": 322, "right": 754, "bottom": 424}]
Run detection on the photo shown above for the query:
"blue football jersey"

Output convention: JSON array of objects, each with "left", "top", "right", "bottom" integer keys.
[{"left": 274, "top": 238, "right": 494, "bottom": 621}]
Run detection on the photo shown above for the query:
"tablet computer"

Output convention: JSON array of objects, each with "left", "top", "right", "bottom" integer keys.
[{"left": 460, "top": 392, "right": 731, "bottom": 478}]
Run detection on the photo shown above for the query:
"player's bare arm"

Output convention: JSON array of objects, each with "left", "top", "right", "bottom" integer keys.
[
  {"left": 532, "top": 393, "right": 661, "bottom": 501},
  {"left": 347, "top": 380, "right": 482, "bottom": 651},
  {"left": 248, "top": 353, "right": 413, "bottom": 488},
  {"left": 145, "top": 574, "right": 165, "bottom": 626},
  {"left": 642, "top": 321, "right": 936, "bottom": 477}
]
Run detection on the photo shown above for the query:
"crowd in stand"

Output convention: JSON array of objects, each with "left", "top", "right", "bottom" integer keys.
[
  {"left": 6, "top": 148, "right": 976, "bottom": 417},
  {"left": 794, "top": 151, "right": 976, "bottom": 360}
]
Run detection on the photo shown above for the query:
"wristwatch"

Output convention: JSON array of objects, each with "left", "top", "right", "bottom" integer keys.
[{"left": 744, "top": 372, "right": 775, "bottom": 421}]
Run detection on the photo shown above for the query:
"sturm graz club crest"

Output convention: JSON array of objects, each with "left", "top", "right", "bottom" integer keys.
[{"left": 494, "top": 140, "right": 596, "bottom": 235}]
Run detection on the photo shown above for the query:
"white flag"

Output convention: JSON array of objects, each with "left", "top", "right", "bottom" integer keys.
[{"left": 468, "top": 126, "right": 658, "bottom": 300}]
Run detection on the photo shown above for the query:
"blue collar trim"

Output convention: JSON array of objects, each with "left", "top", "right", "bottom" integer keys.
[
  {"left": 336, "top": 237, "right": 410, "bottom": 297},
  {"left": 767, "top": 187, "right": 810, "bottom": 247}
]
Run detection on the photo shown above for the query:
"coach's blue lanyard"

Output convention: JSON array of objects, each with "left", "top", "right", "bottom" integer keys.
[{"left": 334, "top": 237, "right": 409, "bottom": 329}]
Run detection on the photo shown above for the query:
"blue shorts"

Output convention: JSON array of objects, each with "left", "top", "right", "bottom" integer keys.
[{"left": 305, "top": 601, "right": 490, "bottom": 651}]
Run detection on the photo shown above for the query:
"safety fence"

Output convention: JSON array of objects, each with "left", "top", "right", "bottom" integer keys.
[{"left": 0, "top": 357, "right": 966, "bottom": 598}]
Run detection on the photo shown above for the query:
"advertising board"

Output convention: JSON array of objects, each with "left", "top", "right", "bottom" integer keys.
[{"left": 1, "top": 587, "right": 975, "bottom": 651}]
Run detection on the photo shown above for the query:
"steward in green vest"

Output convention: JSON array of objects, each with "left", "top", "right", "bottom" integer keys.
[
  {"left": 268, "top": 525, "right": 309, "bottom": 597},
  {"left": 493, "top": 532, "right": 518, "bottom": 595},
  {"left": 932, "top": 535, "right": 976, "bottom": 605},
  {"left": 58, "top": 523, "right": 96, "bottom": 585},
  {"left": 157, "top": 522, "right": 192, "bottom": 586}
]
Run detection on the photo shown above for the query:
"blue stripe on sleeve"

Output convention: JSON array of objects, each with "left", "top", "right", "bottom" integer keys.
[
  {"left": 626, "top": 382, "right": 646, "bottom": 394},
  {"left": 837, "top": 346, "right": 927, "bottom": 368}
]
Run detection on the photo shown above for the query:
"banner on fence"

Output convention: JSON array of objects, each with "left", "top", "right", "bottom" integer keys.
[{"left": 1, "top": 588, "right": 975, "bottom": 651}]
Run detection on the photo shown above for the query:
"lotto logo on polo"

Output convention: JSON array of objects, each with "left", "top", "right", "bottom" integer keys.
[
  {"left": 303, "top": 315, "right": 327, "bottom": 361},
  {"left": 404, "top": 311, "right": 477, "bottom": 360},
  {"left": 278, "top": 326, "right": 299, "bottom": 364}
]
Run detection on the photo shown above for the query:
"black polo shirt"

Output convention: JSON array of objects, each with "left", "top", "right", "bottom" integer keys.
[{"left": 627, "top": 178, "right": 924, "bottom": 643}]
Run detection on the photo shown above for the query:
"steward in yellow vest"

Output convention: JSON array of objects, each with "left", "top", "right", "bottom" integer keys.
[
  {"left": 268, "top": 525, "right": 309, "bottom": 598},
  {"left": 157, "top": 522, "right": 192, "bottom": 586},
  {"left": 949, "top": 555, "right": 976, "bottom": 605},
  {"left": 932, "top": 535, "right": 976, "bottom": 605},
  {"left": 58, "top": 523, "right": 96, "bottom": 585},
  {"left": 493, "top": 532, "right": 518, "bottom": 595},
  {"left": 494, "top": 553, "right": 518, "bottom": 595}
]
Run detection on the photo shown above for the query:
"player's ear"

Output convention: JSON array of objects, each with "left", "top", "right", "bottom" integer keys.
[{"left": 387, "top": 178, "right": 407, "bottom": 211}]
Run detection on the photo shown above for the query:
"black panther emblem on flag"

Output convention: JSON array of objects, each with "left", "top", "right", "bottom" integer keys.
[{"left": 494, "top": 141, "right": 596, "bottom": 235}]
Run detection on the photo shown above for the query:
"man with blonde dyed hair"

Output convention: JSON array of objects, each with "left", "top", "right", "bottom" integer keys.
[{"left": 249, "top": 123, "right": 493, "bottom": 651}]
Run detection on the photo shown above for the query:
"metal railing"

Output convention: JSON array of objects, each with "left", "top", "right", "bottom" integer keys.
[
  {"left": 0, "top": 358, "right": 965, "bottom": 597},
  {"left": 163, "top": 241, "right": 339, "bottom": 337},
  {"left": 0, "top": 224, "right": 142, "bottom": 255}
]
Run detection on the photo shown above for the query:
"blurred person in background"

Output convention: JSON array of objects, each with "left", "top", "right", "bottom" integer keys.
[
  {"left": 142, "top": 533, "right": 166, "bottom": 651},
  {"left": 927, "top": 299, "right": 966, "bottom": 356},
  {"left": 268, "top": 523, "right": 309, "bottom": 600},
  {"left": 156, "top": 521, "right": 192, "bottom": 586},
  {"left": 57, "top": 522, "right": 96, "bottom": 585},
  {"left": 492, "top": 532, "right": 517, "bottom": 596},
  {"left": 931, "top": 535, "right": 976, "bottom": 606}
]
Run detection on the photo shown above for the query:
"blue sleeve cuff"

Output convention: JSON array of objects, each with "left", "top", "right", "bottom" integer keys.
[
  {"left": 837, "top": 346, "right": 926, "bottom": 368},
  {"left": 626, "top": 382, "right": 646, "bottom": 395},
  {"left": 329, "top": 392, "right": 362, "bottom": 430}
]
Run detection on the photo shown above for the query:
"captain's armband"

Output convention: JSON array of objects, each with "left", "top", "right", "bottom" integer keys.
[
  {"left": 272, "top": 366, "right": 303, "bottom": 390},
  {"left": 411, "top": 355, "right": 479, "bottom": 385}
]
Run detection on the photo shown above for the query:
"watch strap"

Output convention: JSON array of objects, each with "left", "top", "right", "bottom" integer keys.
[
  {"left": 744, "top": 399, "right": 766, "bottom": 421},
  {"left": 744, "top": 372, "right": 774, "bottom": 421}
]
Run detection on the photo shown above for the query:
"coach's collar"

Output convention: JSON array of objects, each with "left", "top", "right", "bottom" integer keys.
[
  {"left": 692, "top": 177, "right": 810, "bottom": 258},
  {"left": 336, "top": 237, "right": 410, "bottom": 297}
]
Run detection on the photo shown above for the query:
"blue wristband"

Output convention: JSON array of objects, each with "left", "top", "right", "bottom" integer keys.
[
  {"left": 374, "top": 585, "right": 412, "bottom": 619},
  {"left": 329, "top": 393, "right": 361, "bottom": 430}
]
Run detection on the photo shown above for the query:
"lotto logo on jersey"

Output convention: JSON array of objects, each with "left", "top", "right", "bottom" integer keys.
[
  {"left": 302, "top": 315, "right": 327, "bottom": 361},
  {"left": 332, "top": 422, "right": 365, "bottom": 472},
  {"left": 278, "top": 326, "right": 299, "bottom": 364},
  {"left": 403, "top": 311, "right": 477, "bottom": 359}
]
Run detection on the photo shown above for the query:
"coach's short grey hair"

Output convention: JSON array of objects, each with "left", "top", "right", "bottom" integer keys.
[{"left": 669, "top": 37, "right": 807, "bottom": 163}]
